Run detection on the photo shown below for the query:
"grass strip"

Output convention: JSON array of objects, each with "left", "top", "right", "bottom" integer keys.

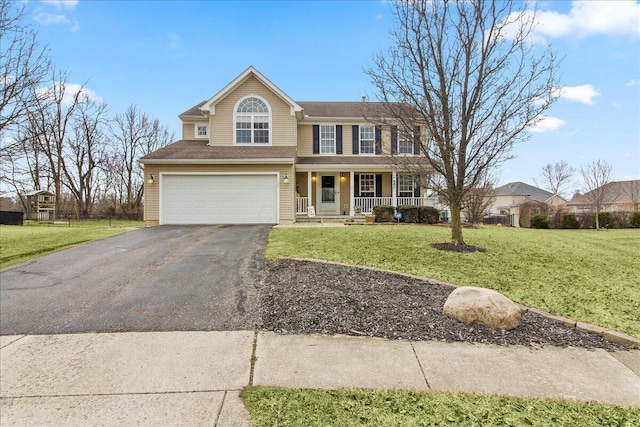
[
  {"left": 0, "top": 221, "right": 141, "bottom": 268},
  {"left": 266, "top": 226, "right": 640, "bottom": 337},
  {"left": 241, "top": 387, "right": 640, "bottom": 427}
]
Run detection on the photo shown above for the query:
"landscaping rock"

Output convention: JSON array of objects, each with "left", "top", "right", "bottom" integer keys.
[{"left": 443, "top": 286, "right": 522, "bottom": 330}]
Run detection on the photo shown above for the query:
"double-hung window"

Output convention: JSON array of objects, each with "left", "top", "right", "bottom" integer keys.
[
  {"left": 320, "top": 125, "right": 335, "bottom": 154},
  {"left": 398, "top": 127, "right": 414, "bottom": 155},
  {"left": 195, "top": 124, "right": 208, "bottom": 138},
  {"left": 359, "top": 125, "right": 375, "bottom": 155},
  {"left": 360, "top": 174, "right": 375, "bottom": 197},
  {"left": 398, "top": 175, "right": 414, "bottom": 197},
  {"left": 234, "top": 96, "right": 271, "bottom": 144}
]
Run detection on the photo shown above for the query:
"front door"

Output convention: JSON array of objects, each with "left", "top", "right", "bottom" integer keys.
[{"left": 317, "top": 174, "right": 339, "bottom": 214}]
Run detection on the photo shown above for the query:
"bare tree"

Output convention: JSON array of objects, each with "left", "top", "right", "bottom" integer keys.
[
  {"left": 580, "top": 159, "right": 614, "bottom": 230},
  {"left": 462, "top": 172, "right": 497, "bottom": 224},
  {"left": 0, "top": 0, "right": 50, "bottom": 138},
  {"left": 109, "top": 105, "right": 173, "bottom": 217},
  {"left": 62, "top": 99, "right": 108, "bottom": 217},
  {"left": 534, "top": 161, "right": 574, "bottom": 197},
  {"left": 27, "top": 70, "right": 85, "bottom": 213},
  {"left": 367, "top": 0, "right": 558, "bottom": 246}
]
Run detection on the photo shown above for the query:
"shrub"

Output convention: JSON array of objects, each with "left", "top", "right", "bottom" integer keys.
[
  {"left": 612, "top": 212, "right": 632, "bottom": 229},
  {"left": 531, "top": 214, "right": 550, "bottom": 229},
  {"left": 630, "top": 212, "right": 640, "bottom": 228},
  {"left": 583, "top": 212, "right": 615, "bottom": 229},
  {"left": 397, "top": 205, "right": 419, "bottom": 223},
  {"left": 560, "top": 214, "right": 580, "bottom": 229},
  {"left": 598, "top": 212, "right": 615, "bottom": 229},
  {"left": 373, "top": 205, "right": 395, "bottom": 222},
  {"left": 418, "top": 206, "right": 440, "bottom": 224}
]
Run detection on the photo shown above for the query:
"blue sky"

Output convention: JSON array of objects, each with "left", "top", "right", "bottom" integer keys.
[{"left": 30, "top": 0, "right": 640, "bottom": 191}]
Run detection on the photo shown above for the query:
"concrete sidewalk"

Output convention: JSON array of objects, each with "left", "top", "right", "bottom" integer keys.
[{"left": 1, "top": 331, "right": 639, "bottom": 426}]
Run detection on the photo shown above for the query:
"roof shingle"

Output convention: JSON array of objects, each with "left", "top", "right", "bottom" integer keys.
[{"left": 140, "top": 140, "right": 296, "bottom": 162}]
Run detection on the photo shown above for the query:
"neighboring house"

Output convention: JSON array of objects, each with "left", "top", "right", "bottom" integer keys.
[
  {"left": 486, "top": 182, "right": 557, "bottom": 227},
  {"left": 140, "top": 66, "right": 435, "bottom": 225},
  {"left": 566, "top": 180, "right": 640, "bottom": 214}
]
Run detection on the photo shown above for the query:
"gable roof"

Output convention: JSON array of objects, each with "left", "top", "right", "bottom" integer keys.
[
  {"left": 494, "top": 182, "right": 553, "bottom": 201},
  {"left": 179, "top": 101, "right": 207, "bottom": 119},
  {"left": 199, "top": 66, "right": 303, "bottom": 117},
  {"left": 568, "top": 180, "right": 640, "bottom": 206}
]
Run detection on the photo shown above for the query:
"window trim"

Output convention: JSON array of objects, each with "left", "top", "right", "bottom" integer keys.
[
  {"left": 397, "top": 174, "right": 414, "bottom": 197},
  {"left": 319, "top": 124, "right": 336, "bottom": 155},
  {"left": 359, "top": 173, "right": 375, "bottom": 197},
  {"left": 194, "top": 123, "right": 209, "bottom": 139},
  {"left": 233, "top": 95, "right": 272, "bottom": 146},
  {"left": 359, "top": 124, "right": 375, "bottom": 156},
  {"left": 397, "top": 127, "right": 414, "bottom": 155}
]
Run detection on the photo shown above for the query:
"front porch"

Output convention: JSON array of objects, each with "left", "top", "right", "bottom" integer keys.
[{"left": 294, "top": 170, "right": 438, "bottom": 217}]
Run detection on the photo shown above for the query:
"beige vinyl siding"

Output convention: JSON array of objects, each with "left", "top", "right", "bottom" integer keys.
[
  {"left": 381, "top": 172, "right": 392, "bottom": 197},
  {"left": 210, "top": 75, "right": 296, "bottom": 147},
  {"left": 182, "top": 123, "right": 194, "bottom": 140},
  {"left": 181, "top": 121, "right": 209, "bottom": 140},
  {"left": 339, "top": 173, "right": 350, "bottom": 214},
  {"left": 143, "top": 163, "right": 295, "bottom": 224},
  {"left": 297, "top": 124, "right": 314, "bottom": 156}
]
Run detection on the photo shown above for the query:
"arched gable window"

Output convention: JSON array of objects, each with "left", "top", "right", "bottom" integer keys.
[{"left": 234, "top": 96, "right": 271, "bottom": 144}]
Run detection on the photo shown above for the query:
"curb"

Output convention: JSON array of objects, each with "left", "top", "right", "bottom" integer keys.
[{"left": 281, "top": 257, "right": 640, "bottom": 349}]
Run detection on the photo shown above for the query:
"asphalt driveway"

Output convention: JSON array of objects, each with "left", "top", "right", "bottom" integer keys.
[{"left": 0, "top": 225, "right": 271, "bottom": 335}]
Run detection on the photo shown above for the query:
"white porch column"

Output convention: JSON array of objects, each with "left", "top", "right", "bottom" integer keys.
[
  {"left": 349, "top": 171, "right": 355, "bottom": 216},
  {"left": 392, "top": 170, "right": 397, "bottom": 208},
  {"left": 307, "top": 171, "right": 312, "bottom": 208}
]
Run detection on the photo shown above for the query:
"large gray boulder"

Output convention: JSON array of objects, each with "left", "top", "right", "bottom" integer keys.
[{"left": 443, "top": 286, "right": 522, "bottom": 330}]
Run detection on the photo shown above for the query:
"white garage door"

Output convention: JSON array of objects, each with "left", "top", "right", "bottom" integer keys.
[{"left": 161, "top": 174, "right": 278, "bottom": 224}]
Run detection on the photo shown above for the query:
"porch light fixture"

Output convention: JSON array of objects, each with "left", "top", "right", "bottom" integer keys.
[
  {"left": 312, "top": 174, "right": 317, "bottom": 183},
  {"left": 340, "top": 173, "right": 345, "bottom": 182},
  {"left": 147, "top": 174, "right": 155, "bottom": 184},
  {"left": 283, "top": 174, "right": 289, "bottom": 184}
]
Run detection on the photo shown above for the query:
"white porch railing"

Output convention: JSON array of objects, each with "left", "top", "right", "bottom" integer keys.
[
  {"left": 355, "top": 197, "right": 393, "bottom": 214},
  {"left": 296, "top": 197, "right": 309, "bottom": 215},
  {"left": 296, "top": 196, "right": 437, "bottom": 215},
  {"left": 396, "top": 197, "right": 438, "bottom": 208}
]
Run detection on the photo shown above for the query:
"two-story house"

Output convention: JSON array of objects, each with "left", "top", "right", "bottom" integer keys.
[{"left": 140, "top": 66, "right": 433, "bottom": 225}]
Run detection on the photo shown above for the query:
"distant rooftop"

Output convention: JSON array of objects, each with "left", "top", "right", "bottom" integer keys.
[{"left": 494, "top": 182, "right": 553, "bottom": 201}]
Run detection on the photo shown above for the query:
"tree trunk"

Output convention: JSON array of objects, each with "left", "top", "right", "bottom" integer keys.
[{"left": 450, "top": 201, "right": 465, "bottom": 245}]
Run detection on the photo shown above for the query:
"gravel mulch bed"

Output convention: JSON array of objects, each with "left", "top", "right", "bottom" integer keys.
[{"left": 259, "top": 259, "right": 628, "bottom": 351}]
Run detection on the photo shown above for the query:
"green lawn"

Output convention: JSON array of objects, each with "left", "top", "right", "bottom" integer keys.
[
  {"left": 0, "top": 220, "right": 142, "bottom": 268},
  {"left": 267, "top": 226, "right": 640, "bottom": 337},
  {"left": 242, "top": 387, "right": 640, "bottom": 427}
]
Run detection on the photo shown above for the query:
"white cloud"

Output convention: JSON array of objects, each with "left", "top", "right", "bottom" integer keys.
[
  {"left": 627, "top": 79, "right": 639, "bottom": 87},
  {"left": 36, "top": 83, "right": 103, "bottom": 106},
  {"left": 41, "top": 0, "right": 79, "bottom": 10},
  {"left": 554, "top": 84, "right": 600, "bottom": 105},
  {"left": 35, "top": 1, "right": 79, "bottom": 30},
  {"left": 530, "top": 115, "right": 565, "bottom": 133},
  {"left": 534, "top": 1, "right": 640, "bottom": 40},
  {"left": 34, "top": 11, "right": 69, "bottom": 25}
]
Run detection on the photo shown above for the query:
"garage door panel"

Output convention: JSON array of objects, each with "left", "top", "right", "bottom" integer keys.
[{"left": 161, "top": 175, "right": 277, "bottom": 224}]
